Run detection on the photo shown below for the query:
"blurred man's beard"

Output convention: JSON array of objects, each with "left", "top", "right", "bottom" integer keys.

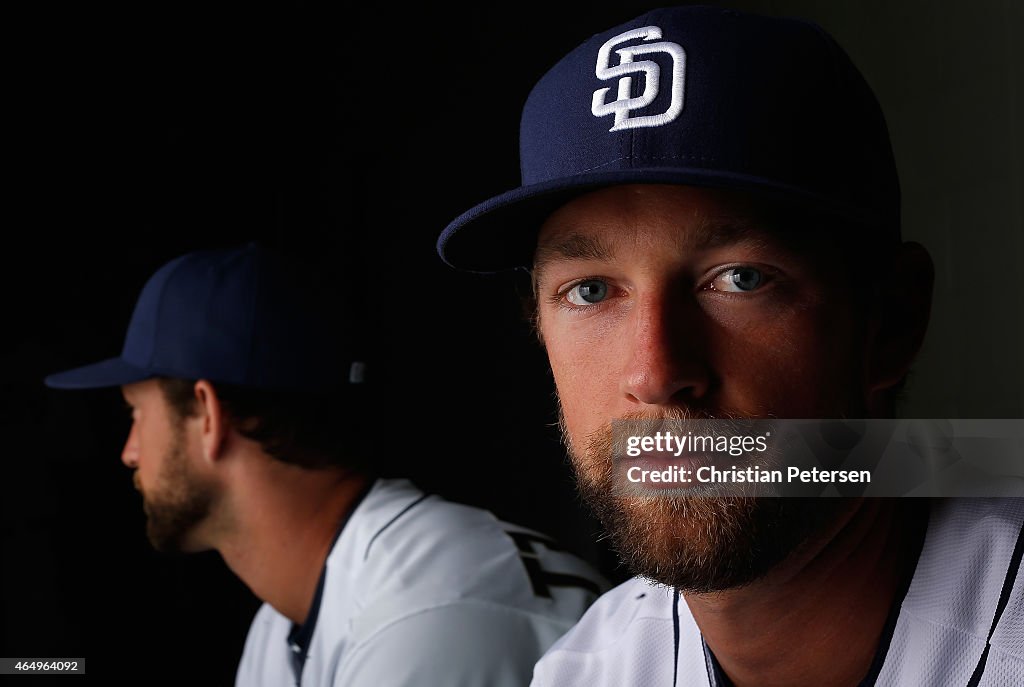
[
  {"left": 561, "top": 409, "right": 843, "bottom": 593},
  {"left": 135, "top": 429, "right": 216, "bottom": 553}
]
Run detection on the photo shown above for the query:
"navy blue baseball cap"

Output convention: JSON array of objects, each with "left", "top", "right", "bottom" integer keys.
[
  {"left": 437, "top": 5, "right": 900, "bottom": 272},
  {"left": 44, "top": 242, "right": 366, "bottom": 391}
]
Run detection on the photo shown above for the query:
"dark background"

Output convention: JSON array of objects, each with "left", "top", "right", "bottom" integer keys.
[{"left": 3, "top": 1, "right": 1021, "bottom": 685}]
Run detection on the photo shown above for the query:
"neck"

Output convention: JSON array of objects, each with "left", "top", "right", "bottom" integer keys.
[
  {"left": 685, "top": 498, "right": 928, "bottom": 687},
  {"left": 215, "top": 456, "right": 370, "bottom": 625}
]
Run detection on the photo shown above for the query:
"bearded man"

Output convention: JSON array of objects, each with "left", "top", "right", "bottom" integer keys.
[{"left": 438, "top": 7, "right": 1024, "bottom": 686}]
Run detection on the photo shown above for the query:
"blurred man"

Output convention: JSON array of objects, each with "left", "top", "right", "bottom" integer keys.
[
  {"left": 439, "top": 6, "right": 1023, "bottom": 686},
  {"left": 46, "top": 242, "right": 606, "bottom": 686}
]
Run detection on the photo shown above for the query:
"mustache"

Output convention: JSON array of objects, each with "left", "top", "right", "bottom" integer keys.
[
  {"left": 605, "top": 407, "right": 737, "bottom": 435},
  {"left": 557, "top": 402, "right": 762, "bottom": 452}
]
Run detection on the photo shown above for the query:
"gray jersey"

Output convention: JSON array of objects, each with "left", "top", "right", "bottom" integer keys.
[
  {"left": 532, "top": 498, "right": 1024, "bottom": 686},
  {"left": 236, "top": 478, "right": 607, "bottom": 686}
]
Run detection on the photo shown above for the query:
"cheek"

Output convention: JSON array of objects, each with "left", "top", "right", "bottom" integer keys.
[
  {"left": 713, "top": 305, "right": 862, "bottom": 414},
  {"left": 137, "top": 431, "right": 161, "bottom": 476},
  {"left": 137, "top": 420, "right": 177, "bottom": 478},
  {"left": 543, "top": 321, "right": 623, "bottom": 440}
]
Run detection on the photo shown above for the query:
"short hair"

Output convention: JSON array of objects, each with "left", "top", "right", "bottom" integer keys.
[{"left": 158, "top": 377, "right": 372, "bottom": 473}]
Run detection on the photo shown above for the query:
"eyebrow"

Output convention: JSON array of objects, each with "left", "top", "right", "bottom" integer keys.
[
  {"left": 532, "top": 217, "right": 771, "bottom": 282},
  {"left": 693, "top": 218, "right": 773, "bottom": 251},
  {"left": 533, "top": 234, "right": 614, "bottom": 282}
]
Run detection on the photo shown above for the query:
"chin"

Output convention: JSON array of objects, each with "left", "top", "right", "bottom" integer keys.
[
  {"left": 586, "top": 487, "right": 845, "bottom": 592},
  {"left": 570, "top": 432, "right": 846, "bottom": 592},
  {"left": 143, "top": 497, "right": 214, "bottom": 554}
]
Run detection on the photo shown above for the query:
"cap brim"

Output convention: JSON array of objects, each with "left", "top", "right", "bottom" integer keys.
[
  {"left": 44, "top": 356, "right": 154, "bottom": 390},
  {"left": 437, "top": 168, "right": 877, "bottom": 273}
]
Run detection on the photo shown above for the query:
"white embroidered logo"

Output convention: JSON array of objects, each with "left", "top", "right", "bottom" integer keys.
[{"left": 591, "top": 26, "right": 686, "bottom": 132}]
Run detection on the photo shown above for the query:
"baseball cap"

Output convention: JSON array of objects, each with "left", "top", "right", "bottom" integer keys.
[
  {"left": 44, "top": 242, "right": 366, "bottom": 391},
  {"left": 437, "top": 5, "right": 900, "bottom": 272}
]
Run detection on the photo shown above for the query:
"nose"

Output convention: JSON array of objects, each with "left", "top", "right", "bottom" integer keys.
[
  {"left": 121, "top": 421, "right": 140, "bottom": 468},
  {"left": 620, "top": 292, "right": 711, "bottom": 407}
]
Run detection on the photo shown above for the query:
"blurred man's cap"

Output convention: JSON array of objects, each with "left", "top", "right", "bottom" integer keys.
[{"left": 45, "top": 242, "right": 366, "bottom": 390}]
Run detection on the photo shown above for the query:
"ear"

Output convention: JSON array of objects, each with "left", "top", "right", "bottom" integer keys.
[
  {"left": 192, "top": 380, "right": 228, "bottom": 464},
  {"left": 864, "top": 241, "right": 934, "bottom": 405}
]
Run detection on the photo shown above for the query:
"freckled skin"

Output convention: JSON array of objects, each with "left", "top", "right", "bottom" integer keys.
[
  {"left": 532, "top": 185, "right": 875, "bottom": 593},
  {"left": 536, "top": 184, "right": 869, "bottom": 451},
  {"left": 531, "top": 184, "right": 936, "bottom": 686}
]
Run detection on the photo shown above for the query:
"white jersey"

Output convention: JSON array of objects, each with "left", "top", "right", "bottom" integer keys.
[
  {"left": 236, "top": 478, "right": 607, "bottom": 687},
  {"left": 532, "top": 498, "right": 1024, "bottom": 686}
]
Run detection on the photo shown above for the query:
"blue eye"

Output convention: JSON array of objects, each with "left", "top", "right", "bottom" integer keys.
[
  {"left": 566, "top": 279, "right": 609, "bottom": 305},
  {"left": 712, "top": 267, "right": 764, "bottom": 292}
]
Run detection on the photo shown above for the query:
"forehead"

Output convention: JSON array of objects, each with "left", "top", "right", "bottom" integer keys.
[
  {"left": 122, "top": 378, "right": 162, "bottom": 403},
  {"left": 533, "top": 184, "right": 830, "bottom": 268}
]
